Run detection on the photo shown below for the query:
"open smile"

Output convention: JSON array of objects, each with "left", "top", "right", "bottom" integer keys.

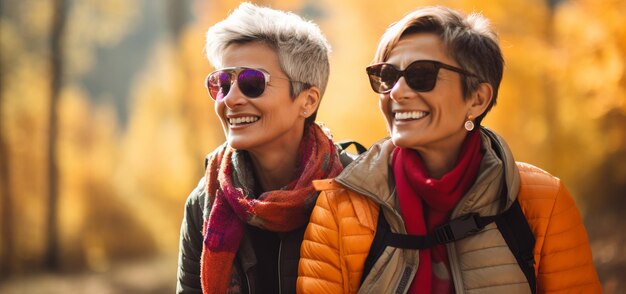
[
  {"left": 393, "top": 111, "right": 428, "bottom": 121},
  {"left": 228, "top": 116, "right": 260, "bottom": 126}
]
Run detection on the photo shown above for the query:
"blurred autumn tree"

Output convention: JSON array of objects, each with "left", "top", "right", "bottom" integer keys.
[
  {"left": 0, "top": 0, "right": 624, "bottom": 291},
  {"left": 0, "top": 0, "right": 219, "bottom": 276}
]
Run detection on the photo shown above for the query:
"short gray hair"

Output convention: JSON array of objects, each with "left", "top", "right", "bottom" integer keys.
[
  {"left": 206, "top": 2, "right": 331, "bottom": 124},
  {"left": 373, "top": 6, "right": 503, "bottom": 126}
]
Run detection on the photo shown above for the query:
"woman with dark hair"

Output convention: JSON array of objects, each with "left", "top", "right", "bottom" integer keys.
[{"left": 298, "top": 6, "right": 601, "bottom": 294}]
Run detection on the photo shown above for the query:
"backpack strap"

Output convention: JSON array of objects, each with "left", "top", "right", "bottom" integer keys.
[
  {"left": 336, "top": 140, "right": 367, "bottom": 167},
  {"left": 360, "top": 199, "right": 536, "bottom": 292},
  {"left": 360, "top": 211, "right": 390, "bottom": 285},
  {"left": 495, "top": 199, "right": 537, "bottom": 293},
  {"left": 480, "top": 127, "right": 537, "bottom": 292},
  {"left": 361, "top": 208, "right": 495, "bottom": 287},
  {"left": 337, "top": 140, "right": 367, "bottom": 154}
]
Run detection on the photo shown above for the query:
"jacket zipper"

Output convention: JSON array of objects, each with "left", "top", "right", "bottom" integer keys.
[
  {"left": 278, "top": 239, "right": 283, "bottom": 294},
  {"left": 239, "top": 256, "right": 252, "bottom": 294},
  {"left": 246, "top": 269, "right": 251, "bottom": 294},
  {"left": 234, "top": 255, "right": 252, "bottom": 294}
]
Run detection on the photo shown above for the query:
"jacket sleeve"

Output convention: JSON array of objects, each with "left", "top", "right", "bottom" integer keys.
[
  {"left": 176, "top": 177, "right": 208, "bottom": 294},
  {"left": 536, "top": 181, "right": 602, "bottom": 293},
  {"left": 297, "top": 190, "right": 346, "bottom": 294}
]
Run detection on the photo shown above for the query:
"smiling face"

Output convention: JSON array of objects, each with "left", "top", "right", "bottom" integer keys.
[
  {"left": 215, "top": 42, "right": 307, "bottom": 153},
  {"left": 379, "top": 32, "right": 473, "bottom": 154}
]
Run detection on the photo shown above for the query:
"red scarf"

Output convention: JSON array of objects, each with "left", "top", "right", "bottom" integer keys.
[
  {"left": 392, "top": 130, "right": 483, "bottom": 293},
  {"left": 200, "top": 123, "right": 343, "bottom": 294}
]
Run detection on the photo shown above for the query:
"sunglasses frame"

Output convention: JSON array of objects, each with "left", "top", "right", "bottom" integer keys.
[
  {"left": 205, "top": 66, "right": 272, "bottom": 100},
  {"left": 366, "top": 60, "right": 477, "bottom": 94}
]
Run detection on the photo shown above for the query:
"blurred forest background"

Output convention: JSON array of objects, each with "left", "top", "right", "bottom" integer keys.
[{"left": 0, "top": 0, "right": 625, "bottom": 293}]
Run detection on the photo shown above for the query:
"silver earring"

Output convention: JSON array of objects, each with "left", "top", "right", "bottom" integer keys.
[
  {"left": 464, "top": 115, "right": 475, "bottom": 131},
  {"left": 303, "top": 111, "right": 308, "bottom": 116}
]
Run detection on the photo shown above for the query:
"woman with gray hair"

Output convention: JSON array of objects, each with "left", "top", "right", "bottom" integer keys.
[
  {"left": 176, "top": 3, "right": 345, "bottom": 293},
  {"left": 298, "top": 6, "right": 600, "bottom": 293}
]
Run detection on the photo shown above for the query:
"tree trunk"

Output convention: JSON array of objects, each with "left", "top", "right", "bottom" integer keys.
[
  {"left": 46, "top": 0, "right": 68, "bottom": 270},
  {"left": 0, "top": 30, "right": 14, "bottom": 279}
]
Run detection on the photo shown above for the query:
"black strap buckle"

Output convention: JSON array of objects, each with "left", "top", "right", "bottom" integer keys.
[{"left": 434, "top": 213, "right": 482, "bottom": 244}]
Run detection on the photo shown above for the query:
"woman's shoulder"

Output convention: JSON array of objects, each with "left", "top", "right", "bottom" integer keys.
[
  {"left": 515, "top": 161, "right": 573, "bottom": 222},
  {"left": 516, "top": 162, "right": 561, "bottom": 193},
  {"left": 183, "top": 177, "right": 210, "bottom": 227},
  {"left": 312, "top": 179, "right": 372, "bottom": 204},
  {"left": 186, "top": 177, "right": 207, "bottom": 208}
]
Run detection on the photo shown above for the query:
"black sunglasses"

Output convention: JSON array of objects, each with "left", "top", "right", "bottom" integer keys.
[
  {"left": 205, "top": 67, "right": 279, "bottom": 100},
  {"left": 366, "top": 60, "right": 477, "bottom": 94}
]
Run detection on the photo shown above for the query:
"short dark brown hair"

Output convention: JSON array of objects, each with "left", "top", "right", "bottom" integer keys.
[{"left": 373, "top": 6, "right": 503, "bottom": 125}]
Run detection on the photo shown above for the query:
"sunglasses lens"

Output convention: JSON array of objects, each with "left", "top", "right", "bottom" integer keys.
[
  {"left": 405, "top": 61, "right": 438, "bottom": 92},
  {"left": 207, "top": 71, "right": 232, "bottom": 100},
  {"left": 367, "top": 64, "right": 399, "bottom": 94},
  {"left": 238, "top": 69, "right": 266, "bottom": 98}
]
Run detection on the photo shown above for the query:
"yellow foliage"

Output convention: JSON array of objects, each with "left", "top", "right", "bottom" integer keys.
[{"left": 1, "top": 1, "right": 625, "bottom": 286}]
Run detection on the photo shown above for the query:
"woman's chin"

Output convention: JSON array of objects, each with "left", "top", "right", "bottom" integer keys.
[
  {"left": 391, "top": 132, "right": 416, "bottom": 149},
  {"left": 227, "top": 138, "right": 250, "bottom": 150}
]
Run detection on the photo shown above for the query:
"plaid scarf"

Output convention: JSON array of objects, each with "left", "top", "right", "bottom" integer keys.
[
  {"left": 200, "top": 123, "right": 343, "bottom": 294},
  {"left": 392, "top": 130, "right": 483, "bottom": 294}
]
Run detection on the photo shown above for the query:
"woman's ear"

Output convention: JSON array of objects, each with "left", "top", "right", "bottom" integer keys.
[
  {"left": 468, "top": 82, "right": 493, "bottom": 118},
  {"left": 299, "top": 86, "right": 321, "bottom": 118}
]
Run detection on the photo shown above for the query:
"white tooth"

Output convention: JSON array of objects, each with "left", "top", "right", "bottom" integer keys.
[
  {"left": 395, "top": 111, "right": 428, "bottom": 120},
  {"left": 230, "top": 116, "right": 260, "bottom": 124}
]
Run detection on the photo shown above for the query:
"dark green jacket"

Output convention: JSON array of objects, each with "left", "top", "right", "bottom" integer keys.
[{"left": 176, "top": 145, "right": 359, "bottom": 294}]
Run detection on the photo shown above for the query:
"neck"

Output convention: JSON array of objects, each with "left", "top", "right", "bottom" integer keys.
[
  {"left": 248, "top": 127, "right": 305, "bottom": 192},
  {"left": 413, "top": 131, "right": 470, "bottom": 179}
]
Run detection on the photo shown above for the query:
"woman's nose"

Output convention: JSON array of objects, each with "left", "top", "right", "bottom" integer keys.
[
  {"left": 389, "top": 77, "right": 412, "bottom": 102},
  {"left": 221, "top": 82, "right": 247, "bottom": 108}
]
